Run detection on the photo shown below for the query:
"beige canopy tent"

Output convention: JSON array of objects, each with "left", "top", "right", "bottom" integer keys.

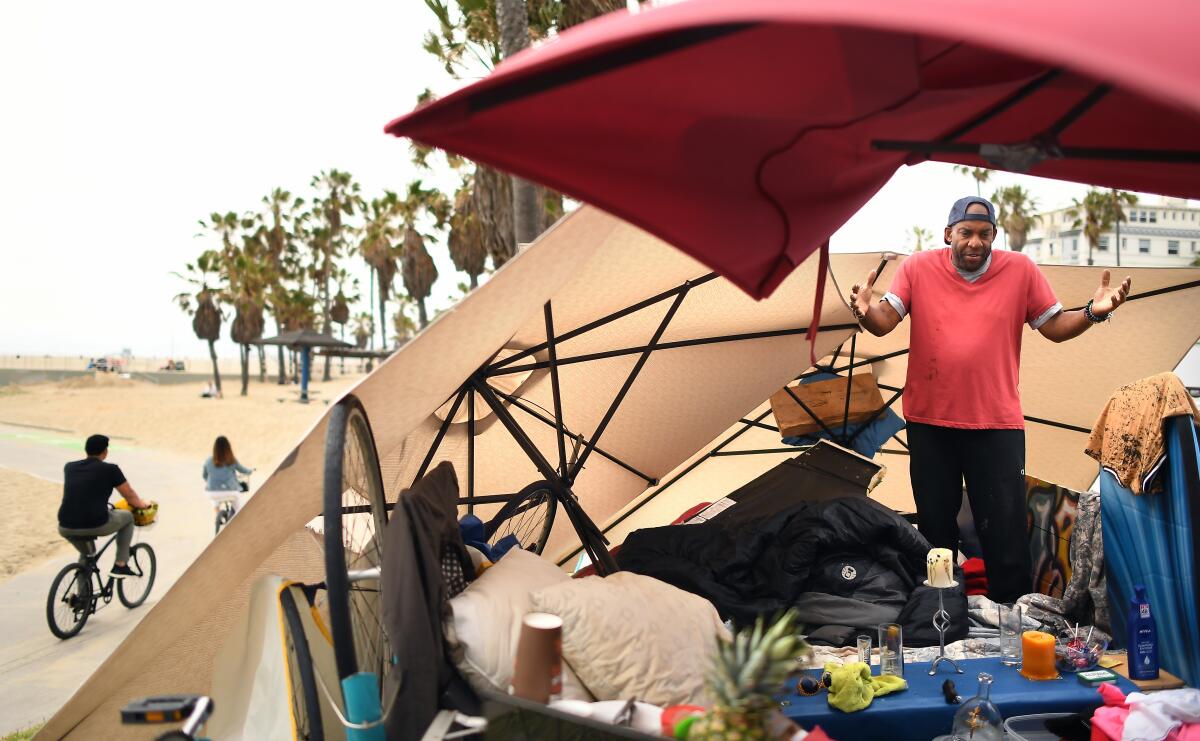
[{"left": 41, "top": 207, "right": 1200, "bottom": 738}]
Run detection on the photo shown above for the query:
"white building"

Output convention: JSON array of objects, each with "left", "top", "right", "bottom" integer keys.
[{"left": 1024, "top": 197, "right": 1200, "bottom": 267}]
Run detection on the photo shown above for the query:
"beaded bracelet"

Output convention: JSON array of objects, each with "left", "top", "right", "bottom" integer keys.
[{"left": 1083, "top": 299, "right": 1111, "bottom": 324}]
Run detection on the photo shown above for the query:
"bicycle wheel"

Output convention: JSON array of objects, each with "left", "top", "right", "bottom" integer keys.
[
  {"left": 118, "top": 543, "right": 157, "bottom": 608},
  {"left": 280, "top": 588, "right": 324, "bottom": 741},
  {"left": 47, "top": 563, "right": 93, "bottom": 639},
  {"left": 323, "top": 395, "right": 389, "bottom": 688},
  {"left": 484, "top": 482, "right": 558, "bottom": 555},
  {"left": 214, "top": 507, "right": 230, "bottom": 535}
]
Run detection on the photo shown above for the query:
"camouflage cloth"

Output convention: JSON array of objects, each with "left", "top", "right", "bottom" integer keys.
[{"left": 1017, "top": 489, "right": 1110, "bottom": 637}]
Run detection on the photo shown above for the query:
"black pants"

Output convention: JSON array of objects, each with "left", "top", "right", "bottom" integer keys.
[{"left": 907, "top": 422, "right": 1031, "bottom": 603}]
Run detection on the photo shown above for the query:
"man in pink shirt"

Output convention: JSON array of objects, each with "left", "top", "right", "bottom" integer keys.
[{"left": 850, "top": 196, "right": 1131, "bottom": 602}]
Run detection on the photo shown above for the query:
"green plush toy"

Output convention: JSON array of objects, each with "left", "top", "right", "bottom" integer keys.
[{"left": 823, "top": 661, "right": 907, "bottom": 713}]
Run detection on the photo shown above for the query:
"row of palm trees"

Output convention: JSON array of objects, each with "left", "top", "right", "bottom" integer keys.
[{"left": 175, "top": 171, "right": 486, "bottom": 397}]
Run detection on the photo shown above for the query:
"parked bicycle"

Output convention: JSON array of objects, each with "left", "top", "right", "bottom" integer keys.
[{"left": 46, "top": 527, "right": 157, "bottom": 639}]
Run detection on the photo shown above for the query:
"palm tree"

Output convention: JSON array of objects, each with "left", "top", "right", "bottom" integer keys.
[
  {"left": 360, "top": 192, "right": 402, "bottom": 351},
  {"left": 309, "top": 170, "right": 361, "bottom": 381},
  {"left": 1067, "top": 188, "right": 1137, "bottom": 266},
  {"left": 496, "top": 0, "right": 540, "bottom": 245},
  {"left": 448, "top": 179, "right": 489, "bottom": 288},
  {"left": 1108, "top": 189, "right": 1138, "bottom": 267},
  {"left": 954, "top": 165, "right": 992, "bottom": 197},
  {"left": 173, "top": 250, "right": 224, "bottom": 395},
  {"left": 909, "top": 226, "right": 932, "bottom": 252},
  {"left": 352, "top": 312, "right": 373, "bottom": 349},
  {"left": 393, "top": 304, "right": 420, "bottom": 346},
  {"left": 401, "top": 226, "right": 438, "bottom": 327},
  {"left": 258, "top": 188, "right": 306, "bottom": 384},
  {"left": 209, "top": 215, "right": 269, "bottom": 396},
  {"left": 992, "top": 185, "right": 1038, "bottom": 251}
]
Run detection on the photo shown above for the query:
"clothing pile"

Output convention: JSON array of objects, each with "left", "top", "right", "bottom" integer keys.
[
  {"left": 1092, "top": 684, "right": 1200, "bottom": 741},
  {"left": 618, "top": 494, "right": 967, "bottom": 647}
]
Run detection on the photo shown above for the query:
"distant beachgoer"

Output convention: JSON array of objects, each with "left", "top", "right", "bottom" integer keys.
[
  {"left": 58, "top": 434, "right": 152, "bottom": 578},
  {"left": 200, "top": 381, "right": 221, "bottom": 399},
  {"left": 202, "top": 436, "right": 253, "bottom": 512}
]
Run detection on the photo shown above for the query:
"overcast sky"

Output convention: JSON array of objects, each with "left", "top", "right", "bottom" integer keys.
[{"left": 0, "top": 2, "right": 1182, "bottom": 360}]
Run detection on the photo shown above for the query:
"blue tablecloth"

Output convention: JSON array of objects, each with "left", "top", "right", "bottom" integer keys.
[{"left": 778, "top": 657, "right": 1137, "bottom": 741}]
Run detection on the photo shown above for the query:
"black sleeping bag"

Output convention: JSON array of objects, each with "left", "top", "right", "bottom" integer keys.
[{"left": 617, "top": 495, "right": 967, "bottom": 647}]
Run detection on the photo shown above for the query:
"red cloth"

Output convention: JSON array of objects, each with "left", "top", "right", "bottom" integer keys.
[
  {"left": 385, "top": 0, "right": 1200, "bottom": 301},
  {"left": 962, "top": 558, "right": 987, "bottom": 579},
  {"left": 887, "top": 250, "right": 1057, "bottom": 429}
]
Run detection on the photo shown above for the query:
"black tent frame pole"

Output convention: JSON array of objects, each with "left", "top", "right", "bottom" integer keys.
[
  {"left": 488, "top": 322, "right": 860, "bottom": 377},
  {"left": 544, "top": 302, "right": 569, "bottom": 477},
  {"left": 841, "top": 333, "right": 857, "bottom": 438},
  {"left": 487, "top": 272, "right": 719, "bottom": 372},
  {"left": 466, "top": 390, "right": 475, "bottom": 515},
  {"left": 569, "top": 283, "right": 690, "bottom": 484},
  {"left": 846, "top": 385, "right": 905, "bottom": 447},
  {"left": 412, "top": 388, "right": 467, "bottom": 486},
  {"left": 471, "top": 376, "right": 618, "bottom": 575},
  {"left": 557, "top": 408, "right": 776, "bottom": 567},
  {"left": 490, "top": 386, "right": 656, "bottom": 484},
  {"left": 800, "top": 348, "right": 910, "bottom": 378}
]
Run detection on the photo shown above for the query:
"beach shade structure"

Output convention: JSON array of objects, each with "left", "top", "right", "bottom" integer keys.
[
  {"left": 261, "top": 329, "right": 353, "bottom": 402},
  {"left": 384, "top": 0, "right": 1200, "bottom": 330},
  {"left": 40, "top": 208, "right": 1200, "bottom": 738},
  {"left": 1101, "top": 409, "right": 1200, "bottom": 687}
]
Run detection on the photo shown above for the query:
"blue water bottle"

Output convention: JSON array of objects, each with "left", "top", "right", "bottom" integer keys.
[{"left": 1127, "top": 585, "right": 1159, "bottom": 680}]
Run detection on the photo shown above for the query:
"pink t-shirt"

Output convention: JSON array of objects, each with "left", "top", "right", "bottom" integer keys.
[{"left": 887, "top": 249, "right": 1059, "bottom": 429}]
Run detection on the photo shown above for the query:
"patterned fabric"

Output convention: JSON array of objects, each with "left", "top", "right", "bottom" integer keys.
[
  {"left": 1018, "top": 489, "right": 1110, "bottom": 636},
  {"left": 1085, "top": 372, "right": 1200, "bottom": 494},
  {"left": 441, "top": 542, "right": 469, "bottom": 598}
]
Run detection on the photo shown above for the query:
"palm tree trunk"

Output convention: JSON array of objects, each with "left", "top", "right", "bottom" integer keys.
[
  {"left": 469, "top": 273, "right": 479, "bottom": 289},
  {"left": 322, "top": 269, "right": 333, "bottom": 382},
  {"left": 339, "top": 326, "right": 345, "bottom": 374},
  {"left": 240, "top": 344, "right": 250, "bottom": 396},
  {"left": 378, "top": 291, "right": 388, "bottom": 352},
  {"left": 497, "top": 0, "right": 539, "bottom": 247},
  {"left": 257, "top": 344, "right": 266, "bottom": 383},
  {"left": 208, "top": 339, "right": 222, "bottom": 395},
  {"left": 417, "top": 299, "right": 429, "bottom": 328}
]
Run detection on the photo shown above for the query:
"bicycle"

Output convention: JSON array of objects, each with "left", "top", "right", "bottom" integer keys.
[
  {"left": 46, "top": 527, "right": 157, "bottom": 639},
  {"left": 121, "top": 695, "right": 213, "bottom": 741},
  {"left": 212, "top": 471, "right": 250, "bottom": 535}
]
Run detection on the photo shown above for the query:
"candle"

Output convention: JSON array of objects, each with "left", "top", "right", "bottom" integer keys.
[{"left": 1020, "top": 631, "right": 1058, "bottom": 680}]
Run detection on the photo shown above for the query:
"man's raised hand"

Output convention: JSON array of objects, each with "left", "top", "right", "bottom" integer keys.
[
  {"left": 1091, "top": 269, "right": 1132, "bottom": 316},
  {"left": 849, "top": 269, "right": 877, "bottom": 321}
]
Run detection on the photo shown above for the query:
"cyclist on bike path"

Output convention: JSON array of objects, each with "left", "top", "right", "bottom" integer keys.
[
  {"left": 57, "top": 434, "right": 152, "bottom": 578},
  {"left": 202, "top": 435, "right": 253, "bottom": 509}
]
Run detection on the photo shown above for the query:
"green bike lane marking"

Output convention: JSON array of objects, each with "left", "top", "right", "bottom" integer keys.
[{"left": 0, "top": 430, "right": 132, "bottom": 452}]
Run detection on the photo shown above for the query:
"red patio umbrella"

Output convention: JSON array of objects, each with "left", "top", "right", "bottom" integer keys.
[{"left": 385, "top": 0, "right": 1200, "bottom": 302}]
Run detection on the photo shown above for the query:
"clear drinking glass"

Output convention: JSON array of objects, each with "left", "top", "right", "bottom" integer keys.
[
  {"left": 856, "top": 635, "right": 872, "bottom": 668},
  {"left": 878, "top": 623, "right": 903, "bottom": 677},
  {"left": 999, "top": 604, "right": 1023, "bottom": 667}
]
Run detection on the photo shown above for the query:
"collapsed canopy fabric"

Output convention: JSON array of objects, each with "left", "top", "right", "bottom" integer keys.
[{"left": 386, "top": 0, "right": 1200, "bottom": 299}]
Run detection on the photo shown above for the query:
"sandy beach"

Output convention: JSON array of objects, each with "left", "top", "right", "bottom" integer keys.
[
  {"left": 0, "top": 468, "right": 71, "bottom": 583},
  {"left": 0, "top": 371, "right": 362, "bottom": 583}
]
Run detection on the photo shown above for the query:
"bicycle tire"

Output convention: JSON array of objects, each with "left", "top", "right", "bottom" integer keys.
[
  {"left": 214, "top": 507, "right": 230, "bottom": 536},
  {"left": 47, "top": 563, "right": 92, "bottom": 639},
  {"left": 118, "top": 543, "right": 157, "bottom": 608},
  {"left": 322, "top": 395, "right": 389, "bottom": 688},
  {"left": 280, "top": 588, "right": 324, "bottom": 741},
  {"left": 484, "top": 482, "right": 558, "bottom": 555}
]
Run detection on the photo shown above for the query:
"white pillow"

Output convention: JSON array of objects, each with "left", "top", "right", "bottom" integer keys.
[
  {"left": 530, "top": 572, "right": 731, "bottom": 707},
  {"left": 446, "top": 548, "right": 592, "bottom": 700}
]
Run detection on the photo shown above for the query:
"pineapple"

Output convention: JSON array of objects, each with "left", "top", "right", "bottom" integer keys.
[{"left": 688, "top": 610, "right": 807, "bottom": 740}]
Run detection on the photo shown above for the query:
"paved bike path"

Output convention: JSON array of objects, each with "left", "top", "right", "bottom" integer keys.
[{"left": 0, "top": 423, "right": 221, "bottom": 734}]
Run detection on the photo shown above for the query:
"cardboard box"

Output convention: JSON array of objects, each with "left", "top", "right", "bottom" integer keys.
[{"left": 769, "top": 374, "right": 886, "bottom": 439}]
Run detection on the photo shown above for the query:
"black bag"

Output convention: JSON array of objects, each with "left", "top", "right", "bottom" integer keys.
[{"left": 238, "top": 480, "right": 249, "bottom": 492}]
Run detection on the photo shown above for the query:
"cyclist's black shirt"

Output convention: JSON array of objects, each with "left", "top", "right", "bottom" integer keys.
[{"left": 58, "top": 458, "right": 127, "bottom": 528}]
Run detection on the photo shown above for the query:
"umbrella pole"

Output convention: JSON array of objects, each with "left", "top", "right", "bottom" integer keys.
[{"left": 301, "top": 347, "right": 311, "bottom": 403}]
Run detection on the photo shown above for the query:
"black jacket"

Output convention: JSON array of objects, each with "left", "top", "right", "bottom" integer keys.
[{"left": 617, "top": 496, "right": 966, "bottom": 647}]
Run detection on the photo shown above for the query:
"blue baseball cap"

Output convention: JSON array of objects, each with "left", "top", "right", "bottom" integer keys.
[{"left": 945, "top": 196, "right": 997, "bottom": 244}]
